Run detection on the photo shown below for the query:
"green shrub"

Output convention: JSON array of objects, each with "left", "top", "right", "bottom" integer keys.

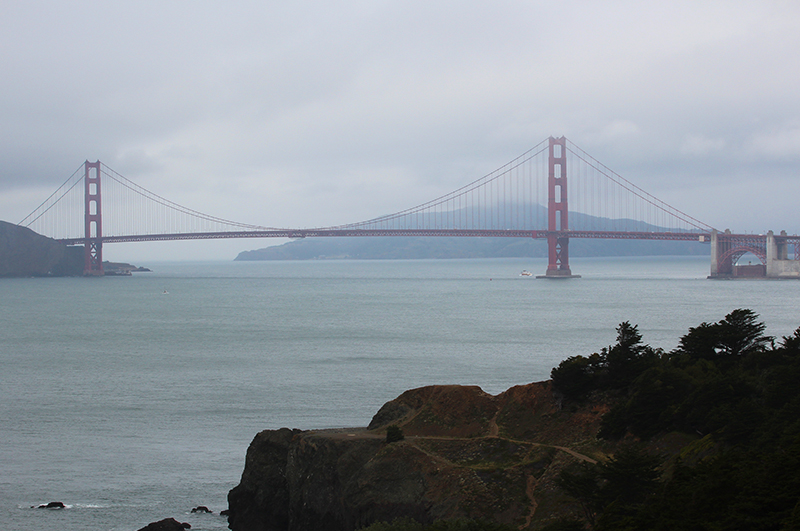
[{"left": 386, "top": 424, "right": 404, "bottom": 443}]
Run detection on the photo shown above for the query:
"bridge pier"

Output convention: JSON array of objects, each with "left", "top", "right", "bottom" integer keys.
[
  {"left": 710, "top": 229, "right": 800, "bottom": 279},
  {"left": 767, "top": 231, "right": 800, "bottom": 278},
  {"left": 709, "top": 230, "right": 729, "bottom": 277},
  {"left": 537, "top": 235, "right": 580, "bottom": 278},
  {"left": 538, "top": 136, "right": 580, "bottom": 278}
]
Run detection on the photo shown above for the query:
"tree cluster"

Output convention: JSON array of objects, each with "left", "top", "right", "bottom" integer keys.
[{"left": 549, "top": 309, "right": 800, "bottom": 530}]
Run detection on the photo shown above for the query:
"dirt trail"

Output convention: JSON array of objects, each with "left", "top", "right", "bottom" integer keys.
[
  {"left": 311, "top": 427, "right": 598, "bottom": 464},
  {"left": 520, "top": 473, "right": 539, "bottom": 530},
  {"left": 551, "top": 445, "right": 597, "bottom": 464},
  {"left": 488, "top": 411, "right": 500, "bottom": 437},
  {"left": 311, "top": 426, "right": 597, "bottom": 530}
]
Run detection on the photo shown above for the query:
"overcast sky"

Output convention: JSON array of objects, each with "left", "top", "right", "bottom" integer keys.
[{"left": 2, "top": 1, "right": 798, "bottom": 261}]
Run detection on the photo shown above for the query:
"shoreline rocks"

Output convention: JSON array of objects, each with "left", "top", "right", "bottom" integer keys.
[
  {"left": 137, "top": 517, "right": 191, "bottom": 530},
  {"left": 33, "top": 501, "right": 65, "bottom": 509}
]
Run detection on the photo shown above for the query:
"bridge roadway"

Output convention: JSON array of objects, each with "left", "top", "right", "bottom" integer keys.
[
  {"left": 59, "top": 229, "right": 713, "bottom": 245},
  {"left": 60, "top": 229, "right": 800, "bottom": 279}
]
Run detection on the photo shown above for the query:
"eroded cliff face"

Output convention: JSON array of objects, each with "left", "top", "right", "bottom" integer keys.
[
  {"left": 227, "top": 428, "right": 300, "bottom": 531},
  {"left": 0, "top": 221, "right": 83, "bottom": 277},
  {"left": 227, "top": 382, "right": 608, "bottom": 531}
]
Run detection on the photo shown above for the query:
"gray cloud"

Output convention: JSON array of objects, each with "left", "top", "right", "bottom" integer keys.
[{"left": 2, "top": 0, "right": 798, "bottom": 260}]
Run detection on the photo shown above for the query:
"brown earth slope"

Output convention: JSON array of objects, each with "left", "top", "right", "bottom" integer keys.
[{"left": 227, "top": 382, "right": 614, "bottom": 531}]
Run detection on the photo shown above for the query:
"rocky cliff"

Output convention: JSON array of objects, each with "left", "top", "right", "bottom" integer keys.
[
  {"left": 227, "top": 382, "right": 610, "bottom": 531},
  {"left": 0, "top": 221, "right": 83, "bottom": 277}
]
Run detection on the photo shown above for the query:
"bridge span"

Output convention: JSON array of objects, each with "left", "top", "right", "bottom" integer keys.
[{"left": 22, "top": 137, "right": 800, "bottom": 279}]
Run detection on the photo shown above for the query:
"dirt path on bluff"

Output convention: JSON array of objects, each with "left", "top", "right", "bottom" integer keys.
[
  {"left": 310, "top": 427, "right": 598, "bottom": 464},
  {"left": 488, "top": 411, "right": 500, "bottom": 437},
  {"left": 521, "top": 472, "right": 539, "bottom": 530},
  {"left": 311, "top": 427, "right": 596, "bottom": 531},
  {"left": 308, "top": 428, "right": 382, "bottom": 439}
]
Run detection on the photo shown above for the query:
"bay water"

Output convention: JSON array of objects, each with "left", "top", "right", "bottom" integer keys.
[{"left": 2, "top": 256, "right": 799, "bottom": 531}]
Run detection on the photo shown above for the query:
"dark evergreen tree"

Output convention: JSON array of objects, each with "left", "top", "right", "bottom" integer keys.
[
  {"left": 675, "top": 321, "right": 720, "bottom": 362},
  {"left": 675, "top": 308, "right": 771, "bottom": 365},
  {"left": 556, "top": 445, "right": 662, "bottom": 530},
  {"left": 550, "top": 353, "right": 604, "bottom": 402},
  {"left": 716, "top": 308, "right": 772, "bottom": 357},
  {"left": 555, "top": 311, "right": 800, "bottom": 530},
  {"left": 556, "top": 462, "right": 601, "bottom": 527},
  {"left": 604, "top": 322, "right": 659, "bottom": 391}
]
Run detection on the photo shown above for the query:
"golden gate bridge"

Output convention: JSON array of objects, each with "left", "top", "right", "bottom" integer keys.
[{"left": 18, "top": 137, "right": 800, "bottom": 279}]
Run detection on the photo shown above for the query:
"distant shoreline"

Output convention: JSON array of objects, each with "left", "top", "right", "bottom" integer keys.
[{"left": 235, "top": 235, "right": 710, "bottom": 261}]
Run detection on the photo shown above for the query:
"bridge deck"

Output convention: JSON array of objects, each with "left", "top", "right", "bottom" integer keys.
[{"left": 59, "top": 229, "right": 715, "bottom": 245}]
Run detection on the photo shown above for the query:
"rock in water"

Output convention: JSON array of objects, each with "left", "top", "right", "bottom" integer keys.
[
  {"left": 137, "top": 518, "right": 191, "bottom": 530},
  {"left": 34, "top": 501, "right": 65, "bottom": 509}
]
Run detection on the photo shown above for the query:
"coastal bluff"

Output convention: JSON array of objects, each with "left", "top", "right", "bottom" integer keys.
[
  {"left": 0, "top": 220, "right": 83, "bottom": 277},
  {"left": 227, "top": 382, "right": 609, "bottom": 531}
]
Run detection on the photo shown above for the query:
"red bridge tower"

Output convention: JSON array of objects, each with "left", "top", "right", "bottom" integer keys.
[
  {"left": 539, "top": 136, "right": 580, "bottom": 278},
  {"left": 84, "top": 160, "right": 103, "bottom": 276}
]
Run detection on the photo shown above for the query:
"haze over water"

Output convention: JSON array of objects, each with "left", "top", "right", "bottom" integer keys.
[{"left": 2, "top": 256, "right": 799, "bottom": 531}]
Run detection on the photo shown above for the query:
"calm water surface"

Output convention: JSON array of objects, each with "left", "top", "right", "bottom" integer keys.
[{"left": 2, "top": 256, "right": 799, "bottom": 530}]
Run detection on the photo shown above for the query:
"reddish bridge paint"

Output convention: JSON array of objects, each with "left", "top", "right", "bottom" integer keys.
[
  {"left": 83, "top": 161, "right": 103, "bottom": 276},
  {"left": 544, "top": 136, "right": 577, "bottom": 278},
  {"left": 21, "top": 136, "right": 799, "bottom": 278}
]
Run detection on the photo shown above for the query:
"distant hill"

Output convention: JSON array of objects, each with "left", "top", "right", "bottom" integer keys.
[
  {"left": 0, "top": 220, "right": 83, "bottom": 276},
  {"left": 236, "top": 206, "right": 710, "bottom": 260},
  {"left": 235, "top": 235, "right": 709, "bottom": 261}
]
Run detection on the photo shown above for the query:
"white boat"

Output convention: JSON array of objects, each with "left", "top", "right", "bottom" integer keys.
[{"left": 520, "top": 270, "right": 533, "bottom": 277}]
